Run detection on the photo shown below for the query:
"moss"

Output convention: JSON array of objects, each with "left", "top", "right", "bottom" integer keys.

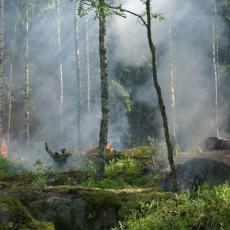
[
  {"left": 0, "top": 195, "right": 54, "bottom": 230},
  {"left": 80, "top": 189, "right": 122, "bottom": 221}
]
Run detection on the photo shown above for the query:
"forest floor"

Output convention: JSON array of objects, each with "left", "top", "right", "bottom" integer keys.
[{"left": 0, "top": 146, "right": 230, "bottom": 229}]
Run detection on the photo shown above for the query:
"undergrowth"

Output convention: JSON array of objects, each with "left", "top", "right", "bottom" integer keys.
[
  {"left": 80, "top": 157, "right": 152, "bottom": 189},
  {"left": 115, "top": 184, "right": 230, "bottom": 230}
]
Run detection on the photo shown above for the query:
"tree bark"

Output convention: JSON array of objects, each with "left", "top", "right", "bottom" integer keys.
[
  {"left": 73, "top": 0, "right": 82, "bottom": 147},
  {"left": 24, "top": 8, "right": 30, "bottom": 145},
  {"left": 57, "top": 0, "right": 64, "bottom": 137},
  {"left": 146, "top": 0, "right": 178, "bottom": 191},
  {"left": 97, "top": 0, "right": 109, "bottom": 179},
  {"left": 212, "top": 0, "right": 220, "bottom": 137},
  {"left": 7, "top": 23, "right": 17, "bottom": 146},
  {"left": 169, "top": 20, "right": 177, "bottom": 152},
  {"left": 85, "top": 17, "right": 91, "bottom": 113},
  {"left": 0, "top": 0, "right": 4, "bottom": 143}
]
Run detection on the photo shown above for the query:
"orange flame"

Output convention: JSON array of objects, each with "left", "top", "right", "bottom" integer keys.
[
  {"left": 1, "top": 139, "right": 7, "bottom": 159},
  {"left": 105, "top": 143, "right": 113, "bottom": 153}
]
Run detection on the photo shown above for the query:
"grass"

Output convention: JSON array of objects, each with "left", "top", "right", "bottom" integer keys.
[
  {"left": 80, "top": 157, "right": 153, "bottom": 189},
  {"left": 114, "top": 184, "right": 230, "bottom": 230}
]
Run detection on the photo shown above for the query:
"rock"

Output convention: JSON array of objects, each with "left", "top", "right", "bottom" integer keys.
[
  {"left": 161, "top": 158, "right": 230, "bottom": 191},
  {"left": 8, "top": 187, "right": 122, "bottom": 230},
  {"left": 0, "top": 195, "right": 54, "bottom": 230},
  {"left": 205, "top": 137, "right": 230, "bottom": 150}
]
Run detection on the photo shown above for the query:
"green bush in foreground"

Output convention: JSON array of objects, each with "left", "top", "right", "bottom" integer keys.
[
  {"left": 81, "top": 158, "right": 150, "bottom": 189},
  {"left": 115, "top": 184, "right": 230, "bottom": 230}
]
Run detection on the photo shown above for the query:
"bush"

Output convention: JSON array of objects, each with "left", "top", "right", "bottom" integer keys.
[
  {"left": 0, "top": 156, "right": 26, "bottom": 177},
  {"left": 115, "top": 184, "right": 230, "bottom": 230}
]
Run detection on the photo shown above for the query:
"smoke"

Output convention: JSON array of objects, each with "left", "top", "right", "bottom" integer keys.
[
  {"left": 110, "top": 0, "right": 227, "bottom": 149},
  {"left": 3, "top": 0, "right": 229, "bottom": 169}
]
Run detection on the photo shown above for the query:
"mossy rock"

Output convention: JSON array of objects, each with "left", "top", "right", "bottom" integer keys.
[
  {"left": 0, "top": 195, "right": 54, "bottom": 230},
  {"left": 80, "top": 189, "right": 122, "bottom": 221}
]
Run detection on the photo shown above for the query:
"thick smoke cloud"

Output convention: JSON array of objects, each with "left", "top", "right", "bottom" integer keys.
[
  {"left": 4, "top": 0, "right": 228, "bottom": 168},
  {"left": 111, "top": 0, "right": 225, "bottom": 148}
]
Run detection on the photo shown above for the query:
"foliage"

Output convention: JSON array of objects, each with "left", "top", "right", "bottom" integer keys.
[
  {"left": 0, "top": 195, "right": 54, "bottom": 229},
  {"left": 115, "top": 184, "right": 230, "bottom": 230},
  {"left": 0, "top": 156, "right": 27, "bottom": 177},
  {"left": 81, "top": 157, "right": 151, "bottom": 189},
  {"left": 109, "top": 80, "right": 133, "bottom": 112}
]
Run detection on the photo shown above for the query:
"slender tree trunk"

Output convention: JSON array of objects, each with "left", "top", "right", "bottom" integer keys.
[
  {"left": 97, "top": 0, "right": 109, "bottom": 179},
  {"left": 25, "top": 8, "right": 30, "bottom": 145},
  {"left": 7, "top": 23, "right": 17, "bottom": 146},
  {"left": 73, "top": 0, "right": 82, "bottom": 147},
  {"left": 57, "top": 0, "right": 64, "bottom": 136},
  {"left": 0, "top": 0, "right": 4, "bottom": 145},
  {"left": 85, "top": 18, "right": 91, "bottom": 113},
  {"left": 212, "top": 0, "right": 220, "bottom": 138},
  {"left": 169, "top": 20, "right": 178, "bottom": 155},
  {"left": 146, "top": 0, "right": 178, "bottom": 191}
]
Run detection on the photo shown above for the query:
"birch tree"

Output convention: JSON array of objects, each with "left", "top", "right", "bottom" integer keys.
[
  {"left": 108, "top": 0, "right": 178, "bottom": 191},
  {"left": 212, "top": 0, "right": 220, "bottom": 137},
  {"left": 73, "top": 0, "right": 83, "bottom": 146},
  {"left": 0, "top": 0, "right": 4, "bottom": 148},
  {"left": 24, "top": 7, "right": 30, "bottom": 145},
  {"left": 56, "top": 0, "right": 64, "bottom": 136},
  {"left": 7, "top": 23, "right": 17, "bottom": 146},
  {"left": 85, "top": 17, "right": 91, "bottom": 113},
  {"left": 169, "top": 20, "right": 178, "bottom": 155}
]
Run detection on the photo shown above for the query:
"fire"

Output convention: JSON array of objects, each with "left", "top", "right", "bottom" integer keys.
[
  {"left": 105, "top": 143, "right": 113, "bottom": 153},
  {"left": 1, "top": 139, "right": 7, "bottom": 159}
]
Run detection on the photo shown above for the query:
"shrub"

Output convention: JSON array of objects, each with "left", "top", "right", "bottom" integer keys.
[{"left": 115, "top": 184, "right": 230, "bottom": 230}]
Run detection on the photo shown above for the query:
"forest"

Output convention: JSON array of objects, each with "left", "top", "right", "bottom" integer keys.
[{"left": 0, "top": 0, "right": 230, "bottom": 229}]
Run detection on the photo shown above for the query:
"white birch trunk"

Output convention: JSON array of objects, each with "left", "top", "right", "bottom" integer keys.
[
  {"left": 212, "top": 0, "right": 220, "bottom": 137},
  {"left": 73, "top": 0, "right": 82, "bottom": 146},
  {"left": 169, "top": 21, "right": 178, "bottom": 155},
  {"left": 7, "top": 23, "right": 17, "bottom": 146},
  {"left": 57, "top": 0, "right": 64, "bottom": 136},
  {"left": 0, "top": 0, "right": 4, "bottom": 142},
  {"left": 25, "top": 8, "right": 30, "bottom": 145},
  {"left": 85, "top": 18, "right": 91, "bottom": 113}
]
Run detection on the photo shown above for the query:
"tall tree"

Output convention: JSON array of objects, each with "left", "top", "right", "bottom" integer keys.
[
  {"left": 56, "top": 0, "right": 64, "bottom": 137},
  {"left": 109, "top": 0, "right": 178, "bottom": 191},
  {"left": 79, "top": 0, "right": 110, "bottom": 178},
  {"left": 169, "top": 19, "right": 178, "bottom": 155},
  {"left": 212, "top": 0, "right": 220, "bottom": 137},
  {"left": 145, "top": 0, "right": 177, "bottom": 191},
  {"left": 97, "top": 0, "right": 109, "bottom": 179},
  {"left": 73, "top": 0, "right": 83, "bottom": 147},
  {"left": 7, "top": 23, "right": 17, "bottom": 146},
  {"left": 24, "top": 7, "right": 30, "bottom": 145},
  {"left": 85, "top": 17, "right": 91, "bottom": 113},
  {"left": 0, "top": 0, "right": 4, "bottom": 148}
]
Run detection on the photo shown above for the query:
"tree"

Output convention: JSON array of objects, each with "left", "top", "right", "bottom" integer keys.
[
  {"left": 79, "top": 0, "right": 110, "bottom": 178},
  {"left": 0, "top": 0, "right": 4, "bottom": 149},
  {"left": 109, "top": 0, "right": 178, "bottom": 191},
  {"left": 73, "top": 0, "right": 83, "bottom": 147},
  {"left": 212, "top": 0, "right": 220, "bottom": 137},
  {"left": 97, "top": 0, "right": 109, "bottom": 179},
  {"left": 24, "top": 6, "right": 30, "bottom": 145},
  {"left": 7, "top": 23, "right": 17, "bottom": 146},
  {"left": 56, "top": 0, "right": 64, "bottom": 137}
]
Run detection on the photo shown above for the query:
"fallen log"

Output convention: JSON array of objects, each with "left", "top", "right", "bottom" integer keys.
[{"left": 205, "top": 137, "right": 230, "bottom": 150}]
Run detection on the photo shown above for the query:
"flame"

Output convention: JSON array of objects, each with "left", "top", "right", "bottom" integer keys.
[
  {"left": 1, "top": 139, "right": 7, "bottom": 159},
  {"left": 105, "top": 143, "right": 113, "bottom": 153}
]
